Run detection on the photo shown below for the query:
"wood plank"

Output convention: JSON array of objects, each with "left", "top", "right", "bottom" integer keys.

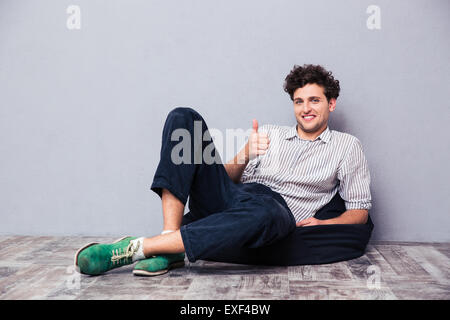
[
  {"left": 364, "top": 245, "right": 401, "bottom": 284},
  {"left": 132, "top": 276, "right": 192, "bottom": 300},
  {"left": 288, "top": 262, "right": 354, "bottom": 282},
  {"left": 402, "top": 245, "right": 450, "bottom": 285},
  {"left": 75, "top": 265, "right": 165, "bottom": 300},
  {"left": 434, "top": 243, "right": 450, "bottom": 260},
  {"left": 236, "top": 274, "right": 289, "bottom": 300},
  {"left": 0, "top": 265, "right": 69, "bottom": 299},
  {"left": 183, "top": 276, "right": 240, "bottom": 299},
  {"left": 289, "top": 280, "right": 397, "bottom": 300},
  {"left": 345, "top": 255, "right": 373, "bottom": 282},
  {"left": 388, "top": 280, "right": 450, "bottom": 300},
  {"left": 374, "top": 244, "right": 431, "bottom": 279},
  {"left": 0, "top": 266, "right": 19, "bottom": 280},
  {"left": 186, "top": 259, "right": 288, "bottom": 277},
  {"left": 0, "top": 236, "right": 53, "bottom": 263},
  {"left": 184, "top": 273, "right": 290, "bottom": 300}
]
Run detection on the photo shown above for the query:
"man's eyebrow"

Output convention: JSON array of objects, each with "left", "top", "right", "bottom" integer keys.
[{"left": 293, "top": 96, "right": 321, "bottom": 101}]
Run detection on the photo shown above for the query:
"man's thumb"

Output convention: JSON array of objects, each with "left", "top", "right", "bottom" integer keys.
[{"left": 252, "top": 119, "right": 258, "bottom": 133}]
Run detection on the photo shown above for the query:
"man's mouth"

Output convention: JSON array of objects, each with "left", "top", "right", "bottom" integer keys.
[{"left": 302, "top": 115, "right": 316, "bottom": 122}]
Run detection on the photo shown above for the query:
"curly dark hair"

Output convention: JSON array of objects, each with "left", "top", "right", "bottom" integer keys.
[{"left": 283, "top": 64, "right": 340, "bottom": 102}]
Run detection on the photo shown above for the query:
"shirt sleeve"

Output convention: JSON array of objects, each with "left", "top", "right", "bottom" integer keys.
[
  {"left": 337, "top": 138, "right": 372, "bottom": 211},
  {"left": 240, "top": 156, "right": 260, "bottom": 182}
]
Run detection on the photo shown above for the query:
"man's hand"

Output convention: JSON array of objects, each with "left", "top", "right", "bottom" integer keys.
[
  {"left": 248, "top": 119, "right": 270, "bottom": 160},
  {"left": 296, "top": 210, "right": 369, "bottom": 227},
  {"left": 224, "top": 119, "right": 270, "bottom": 183},
  {"left": 296, "top": 217, "right": 324, "bottom": 227}
]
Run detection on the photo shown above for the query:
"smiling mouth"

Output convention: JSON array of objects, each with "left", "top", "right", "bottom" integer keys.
[{"left": 302, "top": 115, "right": 316, "bottom": 121}]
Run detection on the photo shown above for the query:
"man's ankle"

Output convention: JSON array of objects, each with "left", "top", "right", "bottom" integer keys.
[{"left": 129, "top": 237, "right": 146, "bottom": 261}]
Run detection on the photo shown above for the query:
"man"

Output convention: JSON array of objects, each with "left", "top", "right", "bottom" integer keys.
[{"left": 75, "top": 64, "right": 373, "bottom": 276}]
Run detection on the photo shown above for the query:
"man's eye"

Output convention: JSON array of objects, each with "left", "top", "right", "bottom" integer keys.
[
  {"left": 312, "top": 99, "right": 320, "bottom": 103},
  {"left": 295, "top": 101, "right": 303, "bottom": 104}
]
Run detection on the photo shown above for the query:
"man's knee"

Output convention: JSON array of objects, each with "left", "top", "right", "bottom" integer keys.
[
  {"left": 168, "top": 107, "right": 202, "bottom": 121},
  {"left": 253, "top": 206, "right": 277, "bottom": 227},
  {"left": 252, "top": 202, "right": 295, "bottom": 234}
]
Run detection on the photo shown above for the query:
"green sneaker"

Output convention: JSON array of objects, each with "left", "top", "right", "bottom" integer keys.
[
  {"left": 74, "top": 236, "right": 139, "bottom": 275},
  {"left": 133, "top": 253, "right": 185, "bottom": 276}
]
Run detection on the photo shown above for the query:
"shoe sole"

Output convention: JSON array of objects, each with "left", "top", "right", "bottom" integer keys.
[
  {"left": 132, "top": 260, "right": 185, "bottom": 277},
  {"left": 74, "top": 236, "right": 132, "bottom": 273}
]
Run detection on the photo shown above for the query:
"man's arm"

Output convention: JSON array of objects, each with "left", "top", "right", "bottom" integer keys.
[
  {"left": 224, "top": 144, "right": 249, "bottom": 184},
  {"left": 325, "top": 209, "right": 368, "bottom": 224},
  {"left": 298, "top": 137, "right": 371, "bottom": 227},
  {"left": 296, "top": 209, "right": 368, "bottom": 227}
]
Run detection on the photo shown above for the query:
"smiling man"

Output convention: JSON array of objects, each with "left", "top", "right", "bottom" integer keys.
[
  {"left": 293, "top": 82, "right": 370, "bottom": 226},
  {"left": 75, "top": 64, "right": 373, "bottom": 276},
  {"left": 236, "top": 65, "right": 371, "bottom": 230}
]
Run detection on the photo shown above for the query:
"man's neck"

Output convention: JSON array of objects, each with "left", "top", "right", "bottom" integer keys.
[{"left": 296, "top": 125, "right": 327, "bottom": 141}]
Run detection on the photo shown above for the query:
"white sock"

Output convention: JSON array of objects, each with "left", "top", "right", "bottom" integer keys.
[
  {"left": 130, "top": 237, "right": 146, "bottom": 262},
  {"left": 130, "top": 232, "right": 175, "bottom": 262}
]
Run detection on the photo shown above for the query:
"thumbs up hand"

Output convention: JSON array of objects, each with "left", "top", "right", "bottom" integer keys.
[{"left": 248, "top": 119, "right": 270, "bottom": 160}]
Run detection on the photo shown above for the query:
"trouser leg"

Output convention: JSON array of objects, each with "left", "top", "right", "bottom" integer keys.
[
  {"left": 180, "top": 187, "right": 296, "bottom": 263},
  {"left": 151, "top": 107, "right": 238, "bottom": 217},
  {"left": 150, "top": 107, "right": 298, "bottom": 264}
]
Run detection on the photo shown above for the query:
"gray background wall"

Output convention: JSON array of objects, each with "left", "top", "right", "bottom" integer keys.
[{"left": 1, "top": 0, "right": 449, "bottom": 241}]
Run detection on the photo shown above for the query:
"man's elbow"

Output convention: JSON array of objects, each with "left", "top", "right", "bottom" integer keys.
[
  {"left": 358, "top": 210, "right": 369, "bottom": 224},
  {"left": 346, "top": 209, "right": 369, "bottom": 224}
]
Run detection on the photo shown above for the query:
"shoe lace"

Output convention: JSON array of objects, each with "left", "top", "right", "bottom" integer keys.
[{"left": 110, "top": 240, "right": 140, "bottom": 265}]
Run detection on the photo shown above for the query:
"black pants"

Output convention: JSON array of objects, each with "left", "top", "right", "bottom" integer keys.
[
  {"left": 198, "top": 192, "right": 375, "bottom": 266},
  {"left": 151, "top": 107, "right": 374, "bottom": 266}
]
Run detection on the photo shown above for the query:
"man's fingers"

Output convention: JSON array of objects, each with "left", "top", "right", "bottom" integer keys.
[
  {"left": 257, "top": 149, "right": 267, "bottom": 156},
  {"left": 257, "top": 136, "right": 270, "bottom": 143},
  {"left": 258, "top": 132, "right": 269, "bottom": 139},
  {"left": 249, "top": 122, "right": 270, "bottom": 158},
  {"left": 250, "top": 133, "right": 268, "bottom": 142},
  {"left": 297, "top": 218, "right": 322, "bottom": 227},
  {"left": 296, "top": 220, "right": 306, "bottom": 227},
  {"left": 296, "top": 218, "right": 312, "bottom": 227},
  {"left": 251, "top": 135, "right": 268, "bottom": 142}
]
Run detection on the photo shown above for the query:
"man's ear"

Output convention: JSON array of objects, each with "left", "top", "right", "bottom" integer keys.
[{"left": 328, "top": 98, "right": 337, "bottom": 112}]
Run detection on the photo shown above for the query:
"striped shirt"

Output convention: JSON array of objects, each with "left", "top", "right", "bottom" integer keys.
[{"left": 240, "top": 124, "right": 372, "bottom": 222}]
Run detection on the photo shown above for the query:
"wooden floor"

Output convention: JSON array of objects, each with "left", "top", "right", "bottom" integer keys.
[{"left": 0, "top": 236, "right": 448, "bottom": 300}]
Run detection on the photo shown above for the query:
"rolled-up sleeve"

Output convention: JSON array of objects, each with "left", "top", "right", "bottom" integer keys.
[
  {"left": 240, "top": 156, "right": 259, "bottom": 182},
  {"left": 337, "top": 138, "right": 372, "bottom": 211}
]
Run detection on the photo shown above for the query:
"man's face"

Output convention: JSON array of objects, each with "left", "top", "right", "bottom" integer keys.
[{"left": 293, "top": 83, "right": 336, "bottom": 140}]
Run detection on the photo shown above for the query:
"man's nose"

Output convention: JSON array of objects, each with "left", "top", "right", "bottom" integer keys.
[{"left": 303, "top": 102, "right": 313, "bottom": 112}]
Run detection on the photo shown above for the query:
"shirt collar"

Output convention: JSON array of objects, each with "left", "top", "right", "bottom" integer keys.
[{"left": 285, "top": 125, "right": 331, "bottom": 143}]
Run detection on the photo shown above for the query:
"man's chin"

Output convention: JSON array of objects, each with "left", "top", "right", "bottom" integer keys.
[{"left": 298, "top": 124, "right": 320, "bottom": 134}]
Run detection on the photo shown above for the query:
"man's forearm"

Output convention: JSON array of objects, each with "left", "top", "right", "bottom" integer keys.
[
  {"left": 323, "top": 209, "right": 368, "bottom": 225},
  {"left": 224, "top": 144, "right": 249, "bottom": 183}
]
